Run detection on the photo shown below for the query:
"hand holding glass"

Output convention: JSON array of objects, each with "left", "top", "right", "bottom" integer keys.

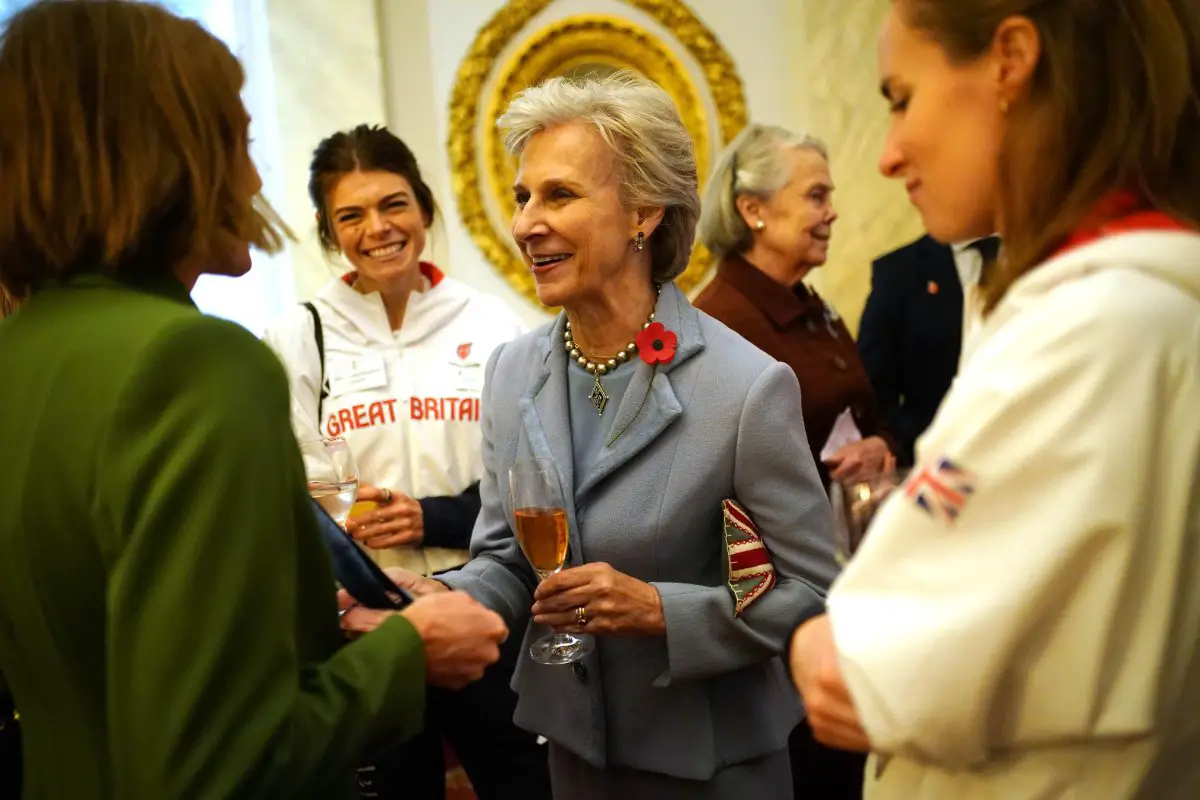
[
  {"left": 509, "top": 458, "right": 594, "bottom": 665},
  {"left": 830, "top": 468, "right": 910, "bottom": 564},
  {"left": 302, "top": 437, "right": 360, "bottom": 527}
]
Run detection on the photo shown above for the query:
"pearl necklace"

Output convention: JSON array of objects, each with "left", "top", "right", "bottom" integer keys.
[{"left": 563, "top": 289, "right": 659, "bottom": 416}]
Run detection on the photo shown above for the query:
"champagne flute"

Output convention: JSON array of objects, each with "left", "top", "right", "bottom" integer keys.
[
  {"left": 509, "top": 458, "right": 595, "bottom": 666},
  {"left": 301, "top": 437, "right": 360, "bottom": 527},
  {"left": 830, "top": 468, "right": 910, "bottom": 565}
]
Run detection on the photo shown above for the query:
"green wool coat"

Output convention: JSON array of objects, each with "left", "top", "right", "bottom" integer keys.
[{"left": 0, "top": 273, "right": 426, "bottom": 798}]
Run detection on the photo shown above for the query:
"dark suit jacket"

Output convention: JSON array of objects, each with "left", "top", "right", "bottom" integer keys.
[
  {"left": 857, "top": 235, "right": 962, "bottom": 465},
  {"left": 0, "top": 274, "right": 426, "bottom": 798}
]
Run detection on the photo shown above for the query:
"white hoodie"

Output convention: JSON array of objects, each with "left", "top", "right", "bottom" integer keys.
[
  {"left": 828, "top": 230, "right": 1200, "bottom": 798},
  {"left": 263, "top": 264, "right": 526, "bottom": 575}
]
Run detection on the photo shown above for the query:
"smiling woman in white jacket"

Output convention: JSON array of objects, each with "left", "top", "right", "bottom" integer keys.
[
  {"left": 788, "top": 2, "right": 1200, "bottom": 799},
  {"left": 263, "top": 124, "right": 546, "bottom": 800},
  {"left": 264, "top": 126, "right": 525, "bottom": 577}
]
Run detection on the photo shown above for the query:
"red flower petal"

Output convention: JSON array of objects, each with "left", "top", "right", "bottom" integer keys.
[{"left": 636, "top": 322, "right": 678, "bottom": 365}]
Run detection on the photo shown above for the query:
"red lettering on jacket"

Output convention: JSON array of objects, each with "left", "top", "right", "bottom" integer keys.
[
  {"left": 326, "top": 399, "right": 401, "bottom": 434},
  {"left": 407, "top": 397, "right": 481, "bottom": 423}
]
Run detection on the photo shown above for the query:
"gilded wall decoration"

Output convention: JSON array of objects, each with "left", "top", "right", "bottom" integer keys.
[{"left": 448, "top": 0, "right": 747, "bottom": 306}]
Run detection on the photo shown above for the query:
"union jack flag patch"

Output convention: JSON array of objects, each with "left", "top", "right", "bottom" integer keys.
[
  {"left": 904, "top": 457, "right": 975, "bottom": 524},
  {"left": 721, "top": 499, "right": 777, "bottom": 616}
]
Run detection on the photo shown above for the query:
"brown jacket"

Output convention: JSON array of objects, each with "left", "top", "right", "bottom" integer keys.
[{"left": 694, "top": 254, "right": 896, "bottom": 488}]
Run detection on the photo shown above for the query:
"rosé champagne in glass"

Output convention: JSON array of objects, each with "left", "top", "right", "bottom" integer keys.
[{"left": 509, "top": 459, "right": 594, "bottom": 665}]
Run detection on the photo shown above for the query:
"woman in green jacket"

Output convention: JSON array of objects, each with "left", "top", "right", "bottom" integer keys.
[{"left": 0, "top": 2, "right": 506, "bottom": 798}]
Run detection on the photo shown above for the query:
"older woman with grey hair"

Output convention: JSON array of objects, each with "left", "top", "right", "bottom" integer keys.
[
  {"left": 696, "top": 124, "right": 898, "bottom": 495},
  {"left": 371, "top": 73, "right": 838, "bottom": 798}
]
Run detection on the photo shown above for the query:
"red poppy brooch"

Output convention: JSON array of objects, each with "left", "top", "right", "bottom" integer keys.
[{"left": 635, "top": 322, "right": 677, "bottom": 365}]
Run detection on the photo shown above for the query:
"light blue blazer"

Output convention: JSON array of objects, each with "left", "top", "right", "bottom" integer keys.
[{"left": 441, "top": 282, "right": 838, "bottom": 780}]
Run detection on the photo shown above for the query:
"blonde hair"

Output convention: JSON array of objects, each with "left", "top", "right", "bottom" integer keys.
[
  {"left": 498, "top": 71, "right": 700, "bottom": 283},
  {"left": 0, "top": 0, "right": 287, "bottom": 295},
  {"left": 698, "top": 124, "right": 828, "bottom": 258},
  {"left": 900, "top": 0, "right": 1200, "bottom": 312}
]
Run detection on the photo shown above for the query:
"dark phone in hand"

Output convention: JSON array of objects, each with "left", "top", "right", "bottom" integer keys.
[{"left": 311, "top": 498, "right": 413, "bottom": 610}]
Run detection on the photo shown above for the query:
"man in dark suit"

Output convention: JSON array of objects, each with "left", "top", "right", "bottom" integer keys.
[{"left": 858, "top": 234, "right": 999, "bottom": 465}]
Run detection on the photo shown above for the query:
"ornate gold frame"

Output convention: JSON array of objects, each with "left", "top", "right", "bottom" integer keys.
[{"left": 448, "top": 0, "right": 747, "bottom": 306}]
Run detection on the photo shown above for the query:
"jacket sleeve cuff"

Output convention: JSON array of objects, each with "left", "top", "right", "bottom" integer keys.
[
  {"left": 782, "top": 603, "right": 827, "bottom": 686},
  {"left": 418, "top": 483, "right": 482, "bottom": 549}
]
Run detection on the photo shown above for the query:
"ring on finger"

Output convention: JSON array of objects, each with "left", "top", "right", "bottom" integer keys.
[
  {"left": 380, "top": 487, "right": 393, "bottom": 504},
  {"left": 574, "top": 606, "right": 589, "bottom": 626}
]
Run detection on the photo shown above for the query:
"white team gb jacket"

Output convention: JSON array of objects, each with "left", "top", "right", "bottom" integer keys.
[
  {"left": 263, "top": 264, "right": 526, "bottom": 575},
  {"left": 829, "top": 230, "right": 1200, "bottom": 799}
]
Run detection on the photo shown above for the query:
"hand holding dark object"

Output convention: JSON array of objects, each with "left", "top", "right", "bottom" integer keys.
[
  {"left": 335, "top": 564, "right": 451, "bottom": 635},
  {"left": 352, "top": 592, "right": 509, "bottom": 690}
]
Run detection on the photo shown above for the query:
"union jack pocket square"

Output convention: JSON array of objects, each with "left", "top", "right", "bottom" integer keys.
[{"left": 723, "top": 499, "right": 777, "bottom": 616}]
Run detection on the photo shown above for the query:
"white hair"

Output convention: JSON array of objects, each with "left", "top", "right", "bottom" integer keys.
[
  {"left": 498, "top": 71, "right": 700, "bottom": 283},
  {"left": 697, "top": 124, "right": 829, "bottom": 258}
]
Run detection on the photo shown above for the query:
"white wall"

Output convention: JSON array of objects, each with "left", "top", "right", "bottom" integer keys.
[{"left": 261, "top": 0, "right": 391, "bottom": 303}]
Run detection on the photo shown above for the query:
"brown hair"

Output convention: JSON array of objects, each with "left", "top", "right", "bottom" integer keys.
[
  {"left": 308, "top": 124, "right": 437, "bottom": 253},
  {"left": 0, "top": 0, "right": 287, "bottom": 295},
  {"left": 0, "top": 286, "right": 17, "bottom": 319},
  {"left": 899, "top": 0, "right": 1200, "bottom": 311}
]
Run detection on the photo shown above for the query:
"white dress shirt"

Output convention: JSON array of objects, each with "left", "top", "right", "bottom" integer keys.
[{"left": 951, "top": 237, "right": 998, "bottom": 366}]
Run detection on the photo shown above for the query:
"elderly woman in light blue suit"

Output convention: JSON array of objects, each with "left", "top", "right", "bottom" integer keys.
[{"left": 382, "top": 72, "right": 839, "bottom": 798}]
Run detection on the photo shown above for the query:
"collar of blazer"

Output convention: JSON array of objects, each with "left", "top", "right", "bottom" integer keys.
[
  {"left": 717, "top": 253, "right": 822, "bottom": 329},
  {"left": 56, "top": 272, "right": 195, "bottom": 307},
  {"left": 520, "top": 281, "right": 707, "bottom": 511}
]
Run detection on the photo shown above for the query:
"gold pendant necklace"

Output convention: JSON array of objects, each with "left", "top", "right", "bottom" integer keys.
[{"left": 563, "top": 289, "right": 659, "bottom": 417}]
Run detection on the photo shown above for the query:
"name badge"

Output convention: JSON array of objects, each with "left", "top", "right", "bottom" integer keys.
[
  {"left": 328, "top": 354, "right": 388, "bottom": 397},
  {"left": 454, "top": 362, "right": 485, "bottom": 393}
]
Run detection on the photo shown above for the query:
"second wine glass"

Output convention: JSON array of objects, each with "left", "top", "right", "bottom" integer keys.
[
  {"left": 830, "top": 467, "right": 910, "bottom": 565},
  {"left": 509, "top": 458, "right": 594, "bottom": 666}
]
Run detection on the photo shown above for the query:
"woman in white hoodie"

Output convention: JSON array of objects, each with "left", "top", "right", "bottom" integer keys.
[
  {"left": 790, "top": 1, "right": 1200, "bottom": 798},
  {"left": 265, "top": 125, "right": 527, "bottom": 578},
  {"left": 263, "top": 125, "right": 547, "bottom": 800}
]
